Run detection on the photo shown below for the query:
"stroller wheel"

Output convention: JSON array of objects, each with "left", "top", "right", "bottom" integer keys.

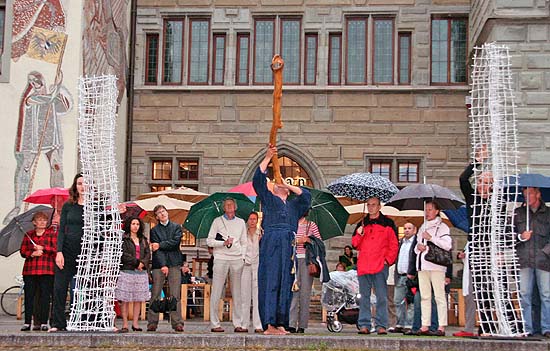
[
  {"left": 327, "top": 322, "right": 334, "bottom": 332},
  {"left": 332, "top": 320, "right": 343, "bottom": 333}
]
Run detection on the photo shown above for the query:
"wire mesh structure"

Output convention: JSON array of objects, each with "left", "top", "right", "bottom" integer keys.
[
  {"left": 68, "top": 75, "right": 123, "bottom": 331},
  {"left": 469, "top": 43, "right": 524, "bottom": 336}
]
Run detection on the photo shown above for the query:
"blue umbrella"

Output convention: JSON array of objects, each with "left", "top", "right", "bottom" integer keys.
[
  {"left": 507, "top": 173, "right": 550, "bottom": 202},
  {"left": 443, "top": 205, "right": 469, "bottom": 233},
  {"left": 327, "top": 173, "right": 399, "bottom": 202}
]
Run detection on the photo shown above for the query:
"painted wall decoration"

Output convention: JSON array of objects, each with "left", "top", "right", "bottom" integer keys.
[
  {"left": 12, "top": 0, "right": 66, "bottom": 61},
  {"left": 3, "top": 71, "right": 73, "bottom": 224},
  {"left": 82, "top": 0, "right": 128, "bottom": 104}
]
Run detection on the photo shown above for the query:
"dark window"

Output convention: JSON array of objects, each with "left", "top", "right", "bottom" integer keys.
[
  {"left": 145, "top": 34, "right": 159, "bottom": 84},
  {"left": 346, "top": 18, "right": 367, "bottom": 84},
  {"left": 304, "top": 34, "right": 317, "bottom": 85},
  {"left": 0, "top": 6, "right": 5, "bottom": 55},
  {"left": 152, "top": 160, "right": 172, "bottom": 180},
  {"left": 398, "top": 32, "right": 411, "bottom": 85},
  {"left": 254, "top": 19, "right": 274, "bottom": 84},
  {"left": 188, "top": 19, "right": 209, "bottom": 84},
  {"left": 431, "top": 17, "right": 467, "bottom": 84},
  {"left": 398, "top": 161, "right": 419, "bottom": 183},
  {"left": 236, "top": 33, "right": 250, "bottom": 85},
  {"left": 280, "top": 18, "right": 301, "bottom": 84},
  {"left": 370, "top": 160, "right": 392, "bottom": 179},
  {"left": 373, "top": 18, "right": 394, "bottom": 84},
  {"left": 266, "top": 156, "right": 313, "bottom": 187},
  {"left": 328, "top": 33, "right": 342, "bottom": 85},
  {"left": 178, "top": 160, "right": 199, "bottom": 180},
  {"left": 212, "top": 34, "right": 226, "bottom": 85},
  {"left": 162, "top": 19, "right": 184, "bottom": 84}
]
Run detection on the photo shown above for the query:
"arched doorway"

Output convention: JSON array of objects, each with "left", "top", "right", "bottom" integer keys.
[{"left": 265, "top": 155, "right": 313, "bottom": 187}]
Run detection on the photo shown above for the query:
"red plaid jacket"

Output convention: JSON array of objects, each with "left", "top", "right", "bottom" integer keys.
[{"left": 20, "top": 227, "right": 57, "bottom": 276}]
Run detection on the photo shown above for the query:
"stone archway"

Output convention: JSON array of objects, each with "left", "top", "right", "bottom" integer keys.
[{"left": 240, "top": 141, "right": 325, "bottom": 189}]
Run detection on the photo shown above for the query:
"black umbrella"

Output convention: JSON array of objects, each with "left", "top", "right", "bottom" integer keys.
[
  {"left": 385, "top": 183, "right": 464, "bottom": 211},
  {"left": 327, "top": 172, "right": 399, "bottom": 202},
  {"left": 0, "top": 205, "right": 54, "bottom": 257}
]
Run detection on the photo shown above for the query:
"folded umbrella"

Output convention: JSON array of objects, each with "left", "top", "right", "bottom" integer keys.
[{"left": 0, "top": 205, "right": 54, "bottom": 257}]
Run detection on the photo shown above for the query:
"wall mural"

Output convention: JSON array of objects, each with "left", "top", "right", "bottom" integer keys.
[
  {"left": 4, "top": 0, "right": 72, "bottom": 224},
  {"left": 82, "top": 0, "right": 128, "bottom": 104}
]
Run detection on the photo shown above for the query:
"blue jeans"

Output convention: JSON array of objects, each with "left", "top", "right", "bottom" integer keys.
[
  {"left": 412, "top": 289, "right": 438, "bottom": 331},
  {"left": 358, "top": 266, "right": 389, "bottom": 329},
  {"left": 519, "top": 268, "right": 550, "bottom": 334}
]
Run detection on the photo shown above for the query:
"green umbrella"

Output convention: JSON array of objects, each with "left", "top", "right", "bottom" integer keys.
[
  {"left": 293, "top": 187, "right": 349, "bottom": 240},
  {"left": 183, "top": 192, "right": 255, "bottom": 239}
]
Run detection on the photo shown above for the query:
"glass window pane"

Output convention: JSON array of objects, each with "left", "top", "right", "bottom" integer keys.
[
  {"left": 0, "top": 8, "right": 5, "bottom": 53},
  {"left": 398, "top": 34, "right": 410, "bottom": 84},
  {"left": 431, "top": 19, "right": 448, "bottom": 83},
  {"left": 179, "top": 160, "right": 199, "bottom": 180},
  {"left": 254, "top": 20, "right": 274, "bottom": 84},
  {"left": 163, "top": 20, "right": 183, "bottom": 83},
  {"left": 213, "top": 35, "right": 225, "bottom": 84},
  {"left": 237, "top": 35, "right": 249, "bottom": 84},
  {"left": 346, "top": 19, "right": 366, "bottom": 84},
  {"left": 146, "top": 34, "right": 159, "bottom": 84},
  {"left": 329, "top": 34, "right": 341, "bottom": 84},
  {"left": 189, "top": 20, "right": 209, "bottom": 84},
  {"left": 305, "top": 35, "right": 317, "bottom": 85},
  {"left": 450, "top": 19, "right": 467, "bottom": 83},
  {"left": 281, "top": 19, "right": 300, "bottom": 84},
  {"left": 398, "top": 162, "right": 419, "bottom": 182},
  {"left": 153, "top": 161, "right": 172, "bottom": 180},
  {"left": 373, "top": 19, "right": 393, "bottom": 84},
  {"left": 371, "top": 161, "right": 391, "bottom": 179}
]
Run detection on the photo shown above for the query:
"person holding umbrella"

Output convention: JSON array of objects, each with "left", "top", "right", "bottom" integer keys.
[
  {"left": 515, "top": 187, "right": 550, "bottom": 338},
  {"left": 253, "top": 144, "right": 311, "bottom": 335},
  {"left": 414, "top": 201, "right": 452, "bottom": 336},
  {"left": 19, "top": 211, "right": 57, "bottom": 331},
  {"left": 353, "top": 196, "right": 398, "bottom": 335}
]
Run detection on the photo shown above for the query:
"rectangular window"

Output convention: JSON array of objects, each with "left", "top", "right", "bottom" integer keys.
[
  {"left": 346, "top": 18, "right": 367, "bottom": 84},
  {"left": 188, "top": 19, "right": 209, "bottom": 84},
  {"left": 145, "top": 34, "right": 159, "bottom": 84},
  {"left": 304, "top": 34, "right": 317, "bottom": 85},
  {"left": 212, "top": 34, "right": 225, "bottom": 85},
  {"left": 280, "top": 18, "right": 301, "bottom": 84},
  {"left": 398, "top": 161, "right": 419, "bottom": 183},
  {"left": 254, "top": 19, "right": 274, "bottom": 84},
  {"left": 181, "top": 229, "right": 196, "bottom": 247},
  {"left": 0, "top": 6, "right": 4, "bottom": 55},
  {"left": 152, "top": 160, "right": 172, "bottom": 180},
  {"left": 373, "top": 18, "right": 394, "bottom": 84},
  {"left": 162, "top": 19, "right": 184, "bottom": 84},
  {"left": 328, "top": 33, "right": 342, "bottom": 85},
  {"left": 370, "top": 160, "right": 392, "bottom": 179},
  {"left": 178, "top": 159, "right": 199, "bottom": 180},
  {"left": 150, "top": 185, "right": 173, "bottom": 192},
  {"left": 236, "top": 33, "right": 250, "bottom": 85},
  {"left": 398, "top": 32, "right": 411, "bottom": 85},
  {"left": 431, "top": 17, "right": 467, "bottom": 84}
]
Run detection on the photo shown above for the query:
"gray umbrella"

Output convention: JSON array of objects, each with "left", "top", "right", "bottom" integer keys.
[
  {"left": 385, "top": 183, "right": 465, "bottom": 211},
  {"left": 327, "top": 173, "right": 399, "bottom": 202},
  {"left": 0, "top": 205, "right": 54, "bottom": 257}
]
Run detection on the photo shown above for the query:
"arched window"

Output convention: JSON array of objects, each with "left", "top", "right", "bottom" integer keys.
[{"left": 265, "top": 155, "right": 313, "bottom": 187}]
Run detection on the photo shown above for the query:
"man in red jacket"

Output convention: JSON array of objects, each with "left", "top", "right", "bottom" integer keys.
[{"left": 352, "top": 197, "right": 398, "bottom": 335}]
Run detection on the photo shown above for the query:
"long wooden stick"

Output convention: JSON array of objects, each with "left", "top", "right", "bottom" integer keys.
[{"left": 270, "top": 55, "right": 284, "bottom": 184}]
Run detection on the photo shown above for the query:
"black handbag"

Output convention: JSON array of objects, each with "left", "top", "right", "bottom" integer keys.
[{"left": 424, "top": 240, "right": 452, "bottom": 266}]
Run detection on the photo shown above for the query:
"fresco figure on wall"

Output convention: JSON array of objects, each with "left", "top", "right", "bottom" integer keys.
[{"left": 3, "top": 71, "right": 73, "bottom": 224}]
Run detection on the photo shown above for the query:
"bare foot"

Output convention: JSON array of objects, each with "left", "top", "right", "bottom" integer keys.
[
  {"left": 263, "top": 325, "right": 284, "bottom": 335},
  {"left": 277, "top": 326, "right": 290, "bottom": 335}
]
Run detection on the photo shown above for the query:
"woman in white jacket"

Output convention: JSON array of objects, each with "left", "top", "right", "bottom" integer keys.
[{"left": 414, "top": 200, "right": 452, "bottom": 336}]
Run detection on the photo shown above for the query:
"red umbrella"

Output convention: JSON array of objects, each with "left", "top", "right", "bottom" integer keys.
[
  {"left": 23, "top": 187, "right": 69, "bottom": 204},
  {"left": 228, "top": 181, "right": 273, "bottom": 197}
]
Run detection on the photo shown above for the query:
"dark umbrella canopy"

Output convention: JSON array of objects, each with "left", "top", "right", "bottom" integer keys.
[
  {"left": 507, "top": 173, "right": 550, "bottom": 202},
  {"left": 0, "top": 205, "right": 54, "bottom": 257},
  {"left": 183, "top": 192, "right": 255, "bottom": 239},
  {"left": 386, "top": 183, "right": 465, "bottom": 211},
  {"left": 294, "top": 187, "right": 349, "bottom": 240},
  {"left": 327, "top": 173, "right": 399, "bottom": 202}
]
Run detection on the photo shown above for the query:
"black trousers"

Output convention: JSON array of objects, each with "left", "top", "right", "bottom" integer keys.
[
  {"left": 23, "top": 275, "right": 54, "bottom": 325},
  {"left": 51, "top": 264, "right": 76, "bottom": 329}
]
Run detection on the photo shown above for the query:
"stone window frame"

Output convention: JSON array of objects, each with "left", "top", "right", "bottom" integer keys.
[
  {"left": 0, "top": 0, "right": 13, "bottom": 82},
  {"left": 148, "top": 156, "right": 201, "bottom": 191},
  {"left": 366, "top": 156, "right": 422, "bottom": 187}
]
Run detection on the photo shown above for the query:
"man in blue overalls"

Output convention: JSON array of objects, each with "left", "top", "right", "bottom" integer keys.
[{"left": 253, "top": 144, "right": 311, "bottom": 335}]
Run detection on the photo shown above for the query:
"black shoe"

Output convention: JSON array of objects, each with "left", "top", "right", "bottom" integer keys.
[
  {"left": 297, "top": 328, "right": 305, "bottom": 334},
  {"left": 287, "top": 327, "right": 297, "bottom": 333},
  {"left": 32, "top": 325, "right": 41, "bottom": 331},
  {"left": 21, "top": 324, "right": 31, "bottom": 331},
  {"left": 404, "top": 329, "right": 419, "bottom": 336}
]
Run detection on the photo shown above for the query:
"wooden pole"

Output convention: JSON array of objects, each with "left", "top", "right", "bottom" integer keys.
[{"left": 270, "top": 55, "right": 284, "bottom": 184}]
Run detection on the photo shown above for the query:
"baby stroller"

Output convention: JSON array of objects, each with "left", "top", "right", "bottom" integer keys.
[{"left": 321, "top": 270, "right": 361, "bottom": 332}]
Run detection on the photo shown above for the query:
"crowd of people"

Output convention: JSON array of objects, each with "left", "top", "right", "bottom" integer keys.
[{"left": 16, "top": 145, "right": 550, "bottom": 339}]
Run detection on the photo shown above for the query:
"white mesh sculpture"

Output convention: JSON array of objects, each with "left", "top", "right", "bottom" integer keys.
[
  {"left": 68, "top": 75, "right": 123, "bottom": 331},
  {"left": 469, "top": 43, "right": 524, "bottom": 336}
]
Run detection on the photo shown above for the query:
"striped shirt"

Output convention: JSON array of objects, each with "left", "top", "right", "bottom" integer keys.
[{"left": 295, "top": 221, "right": 321, "bottom": 258}]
